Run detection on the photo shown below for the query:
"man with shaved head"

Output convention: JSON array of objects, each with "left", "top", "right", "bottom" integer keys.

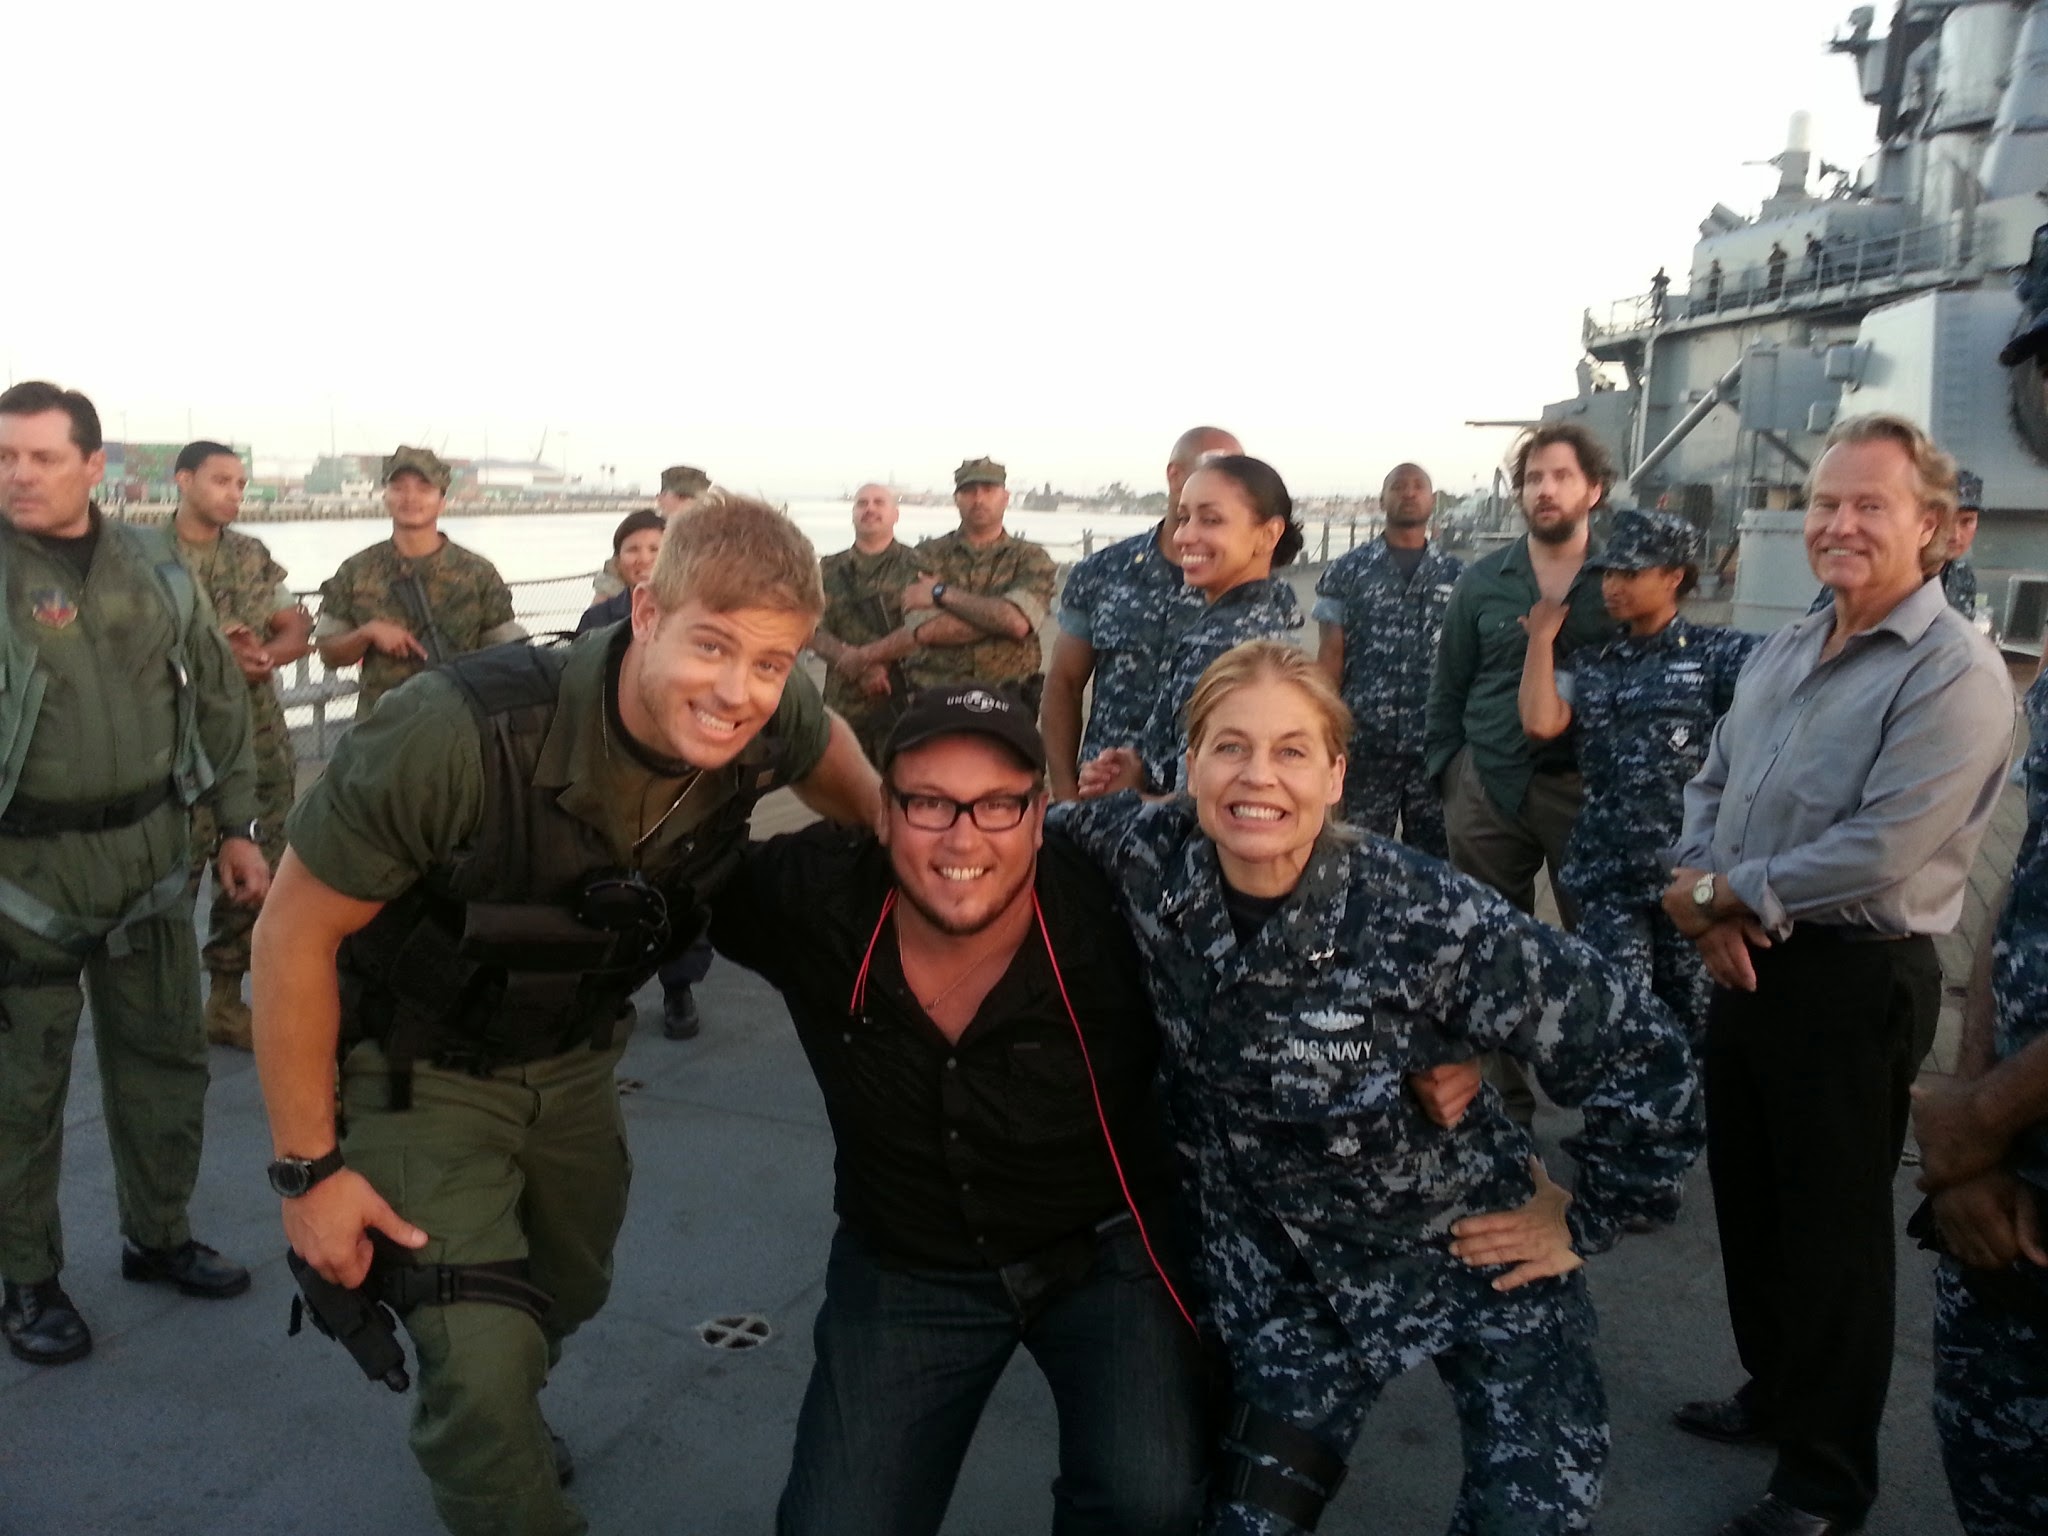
[
  {"left": 809, "top": 482, "right": 923, "bottom": 762},
  {"left": 1041, "top": 426, "right": 1240, "bottom": 799},
  {"left": 1315, "top": 461, "right": 1463, "bottom": 855}
]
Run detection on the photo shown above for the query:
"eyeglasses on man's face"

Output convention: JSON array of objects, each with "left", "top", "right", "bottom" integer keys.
[{"left": 885, "top": 786, "right": 1038, "bottom": 832}]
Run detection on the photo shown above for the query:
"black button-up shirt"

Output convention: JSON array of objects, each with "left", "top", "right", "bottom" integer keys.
[{"left": 709, "top": 824, "right": 1170, "bottom": 1270}]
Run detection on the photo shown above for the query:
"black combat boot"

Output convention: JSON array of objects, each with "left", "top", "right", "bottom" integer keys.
[
  {"left": 2, "top": 1278, "right": 92, "bottom": 1365},
  {"left": 119, "top": 1239, "right": 251, "bottom": 1299}
]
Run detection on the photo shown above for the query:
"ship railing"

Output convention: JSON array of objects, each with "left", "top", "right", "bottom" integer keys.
[{"left": 1584, "top": 217, "right": 1968, "bottom": 343}]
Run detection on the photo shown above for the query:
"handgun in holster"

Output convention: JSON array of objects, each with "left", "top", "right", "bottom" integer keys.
[{"left": 286, "top": 1232, "right": 553, "bottom": 1394}]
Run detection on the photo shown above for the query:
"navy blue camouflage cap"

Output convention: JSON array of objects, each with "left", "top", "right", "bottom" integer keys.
[
  {"left": 882, "top": 683, "right": 1046, "bottom": 773},
  {"left": 1955, "top": 469, "right": 1983, "bottom": 511},
  {"left": 1587, "top": 509, "right": 1700, "bottom": 573}
]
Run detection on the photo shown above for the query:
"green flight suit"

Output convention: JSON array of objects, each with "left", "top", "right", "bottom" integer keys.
[
  {"left": 0, "top": 510, "right": 257, "bottom": 1284},
  {"left": 284, "top": 633, "right": 830, "bottom": 1536},
  {"left": 176, "top": 525, "right": 300, "bottom": 975}
]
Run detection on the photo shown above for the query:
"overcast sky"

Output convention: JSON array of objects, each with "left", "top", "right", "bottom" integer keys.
[{"left": 7, "top": 0, "right": 1878, "bottom": 497}]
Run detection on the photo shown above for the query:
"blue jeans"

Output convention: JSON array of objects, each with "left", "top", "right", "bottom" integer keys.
[
  {"left": 777, "top": 1220, "right": 1209, "bottom": 1536},
  {"left": 659, "top": 934, "right": 711, "bottom": 992}
]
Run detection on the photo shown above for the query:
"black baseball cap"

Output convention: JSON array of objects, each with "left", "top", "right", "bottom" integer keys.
[{"left": 881, "top": 683, "right": 1047, "bottom": 773}]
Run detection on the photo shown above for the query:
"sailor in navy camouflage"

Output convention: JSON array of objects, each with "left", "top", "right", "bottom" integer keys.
[
  {"left": 1312, "top": 463, "right": 1462, "bottom": 856},
  {"left": 1051, "top": 644, "right": 1700, "bottom": 1533},
  {"left": 1931, "top": 657, "right": 2048, "bottom": 1536},
  {"left": 1053, "top": 789, "right": 1699, "bottom": 1532},
  {"left": 1057, "top": 525, "right": 1206, "bottom": 767},
  {"left": 1550, "top": 511, "right": 1759, "bottom": 1047},
  {"left": 1135, "top": 576, "right": 1302, "bottom": 791}
]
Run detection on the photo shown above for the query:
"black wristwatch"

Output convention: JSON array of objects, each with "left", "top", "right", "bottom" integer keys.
[
  {"left": 930, "top": 581, "right": 949, "bottom": 607},
  {"left": 267, "top": 1147, "right": 346, "bottom": 1198},
  {"left": 216, "top": 818, "right": 262, "bottom": 854}
]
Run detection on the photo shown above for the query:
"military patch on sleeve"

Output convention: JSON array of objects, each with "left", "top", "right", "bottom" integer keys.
[{"left": 29, "top": 589, "right": 77, "bottom": 629}]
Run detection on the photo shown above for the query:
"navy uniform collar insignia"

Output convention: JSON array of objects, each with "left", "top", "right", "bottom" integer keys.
[{"left": 30, "top": 589, "right": 78, "bottom": 629}]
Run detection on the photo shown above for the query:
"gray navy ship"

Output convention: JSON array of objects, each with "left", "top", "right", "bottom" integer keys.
[{"left": 1543, "top": 0, "right": 2048, "bottom": 636}]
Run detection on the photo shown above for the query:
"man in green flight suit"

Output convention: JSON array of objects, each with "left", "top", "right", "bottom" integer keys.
[
  {"left": 0, "top": 382, "right": 270, "bottom": 1367},
  {"left": 172, "top": 439, "right": 313, "bottom": 1049},
  {"left": 315, "top": 445, "right": 526, "bottom": 717},
  {"left": 808, "top": 481, "right": 924, "bottom": 761},
  {"left": 862, "top": 457, "right": 1056, "bottom": 711},
  {"left": 253, "top": 492, "right": 881, "bottom": 1536}
]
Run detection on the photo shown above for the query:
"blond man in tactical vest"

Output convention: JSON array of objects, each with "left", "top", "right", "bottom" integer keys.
[
  {"left": 0, "top": 382, "right": 269, "bottom": 1367},
  {"left": 254, "top": 494, "right": 880, "bottom": 1536}
]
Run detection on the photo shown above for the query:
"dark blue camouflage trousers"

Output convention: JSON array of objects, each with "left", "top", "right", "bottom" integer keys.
[
  {"left": 1572, "top": 899, "right": 1712, "bottom": 1050},
  {"left": 1933, "top": 1254, "right": 2048, "bottom": 1536},
  {"left": 1342, "top": 754, "right": 1448, "bottom": 861},
  {"left": 1208, "top": 1271, "right": 1608, "bottom": 1534}
]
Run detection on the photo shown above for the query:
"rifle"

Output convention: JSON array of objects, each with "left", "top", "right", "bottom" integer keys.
[{"left": 392, "top": 570, "right": 452, "bottom": 666}]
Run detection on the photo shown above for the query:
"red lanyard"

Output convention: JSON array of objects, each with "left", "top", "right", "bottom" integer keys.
[{"left": 848, "top": 888, "right": 1197, "bottom": 1334}]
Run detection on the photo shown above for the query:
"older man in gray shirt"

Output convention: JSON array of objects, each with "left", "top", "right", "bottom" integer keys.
[{"left": 1661, "top": 414, "right": 2013, "bottom": 1536}]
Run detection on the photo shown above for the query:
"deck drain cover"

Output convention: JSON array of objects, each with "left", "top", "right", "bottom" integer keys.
[{"left": 698, "top": 1314, "right": 773, "bottom": 1350}]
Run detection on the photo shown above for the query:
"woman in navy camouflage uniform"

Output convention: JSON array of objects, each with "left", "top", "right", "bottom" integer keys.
[
  {"left": 1054, "top": 640, "right": 1701, "bottom": 1534},
  {"left": 1517, "top": 509, "right": 1759, "bottom": 1051},
  {"left": 1078, "top": 455, "right": 1302, "bottom": 798}
]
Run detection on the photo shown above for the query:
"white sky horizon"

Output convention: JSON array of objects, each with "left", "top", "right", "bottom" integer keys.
[{"left": 8, "top": 0, "right": 1879, "bottom": 499}]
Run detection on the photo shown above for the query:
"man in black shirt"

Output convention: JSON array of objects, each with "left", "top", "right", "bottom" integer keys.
[{"left": 710, "top": 683, "right": 1206, "bottom": 1536}]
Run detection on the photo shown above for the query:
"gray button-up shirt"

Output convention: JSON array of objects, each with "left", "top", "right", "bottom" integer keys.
[{"left": 1671, "top": 577, "right": 2014, "bottom": 938}]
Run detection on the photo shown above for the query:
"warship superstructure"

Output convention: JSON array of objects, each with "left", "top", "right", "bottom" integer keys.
[{"left": 1545, "top": 0, "right": 2048, "bottom": 635}]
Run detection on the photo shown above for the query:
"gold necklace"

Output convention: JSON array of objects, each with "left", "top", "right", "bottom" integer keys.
[{"left": 909, "top": 927, "right": 1019, "bottom": 1013}]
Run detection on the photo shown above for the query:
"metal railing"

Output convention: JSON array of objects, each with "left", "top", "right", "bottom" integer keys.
[{"left": 1583, "top": 217, "right": 1968, "bottom": 347}]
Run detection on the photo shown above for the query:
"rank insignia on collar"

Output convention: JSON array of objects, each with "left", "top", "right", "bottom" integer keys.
[{"left": 29, "top": 590, "right": 77, "bottom": 629}]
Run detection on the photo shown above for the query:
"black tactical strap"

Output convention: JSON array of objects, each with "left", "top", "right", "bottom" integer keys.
[
  {"left": 0, "top": 958, "right": 82, "bottom": 989},
  {"left": 1218, "top": 1453, "right": 1336, "bottom": 1532},
  {"left": 0, "top": 778, "right": 174, "bottom": 837},
  {"left": 381, "top": 1258, "right": 553, "bottom": 1325},
  {"left": 1225, "top": 1401, "right": 1349, "bottom": 1497}
]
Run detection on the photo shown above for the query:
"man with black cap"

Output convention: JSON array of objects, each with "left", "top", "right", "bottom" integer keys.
[
  {"left": 706, "top": 683, "right": 1206, "bottom": 1536},
  {"left": 858, "top": 457, "right": 1057, "bottom": 711},
  {"left": 316, "top": 446, "right": 525, "bottom": 717}
]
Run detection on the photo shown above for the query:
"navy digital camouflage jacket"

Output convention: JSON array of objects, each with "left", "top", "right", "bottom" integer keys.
[
  {"left": 1058, "top": 524, "right": 1207, "bottom": 766},
  {"left": 1050, "top": 794, "right": 1702, "bottom": 1364},
  {"left": 1558, "top": 616, "right": 1760, "bottom": 906},
  {"left": 1135, "top": 577, "right": 1303, "bottom": 792},
  {"left": 1993, "top": 662, "right": 2048, "bottom": 1191},
  {"left": 1313, "top": 538, "right": 1463, "bottom": 761}
]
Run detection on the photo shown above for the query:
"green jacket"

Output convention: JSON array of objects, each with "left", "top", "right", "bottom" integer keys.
[
  {"left": 0, "top": 512, "right": 257, "bottom": 829},
  {"left": 1423, "top": 533, "right": 1615, "bottom": 817}
]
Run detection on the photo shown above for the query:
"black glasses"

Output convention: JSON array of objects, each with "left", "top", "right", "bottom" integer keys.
[{"left": 886, "top": 787, "right": 1037, "bottom": 832}]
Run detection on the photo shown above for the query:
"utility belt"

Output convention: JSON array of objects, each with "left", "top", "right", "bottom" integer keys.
[{"left": 0, "top": 778, "right": 175, "bottom": 837}]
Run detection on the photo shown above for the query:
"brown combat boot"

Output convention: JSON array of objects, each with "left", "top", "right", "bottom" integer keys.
[{"left": 205, "top": 971, "right": 253, "bottom": 1050}]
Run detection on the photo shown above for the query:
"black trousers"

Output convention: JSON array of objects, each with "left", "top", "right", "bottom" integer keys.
[{"left": 1704, "top": 927, "right": 1940, "bottom": 1523}]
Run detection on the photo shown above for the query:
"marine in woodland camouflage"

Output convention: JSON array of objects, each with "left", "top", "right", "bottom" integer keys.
[
  {"left": 175, "top": 527, "right": 300, "bottom": 973},
  {"left": 900, "top": 528, "right": 1055, "bottom": 695},
  {"left": 316, "top": 538, "right": 516, "bottom": 714}
]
